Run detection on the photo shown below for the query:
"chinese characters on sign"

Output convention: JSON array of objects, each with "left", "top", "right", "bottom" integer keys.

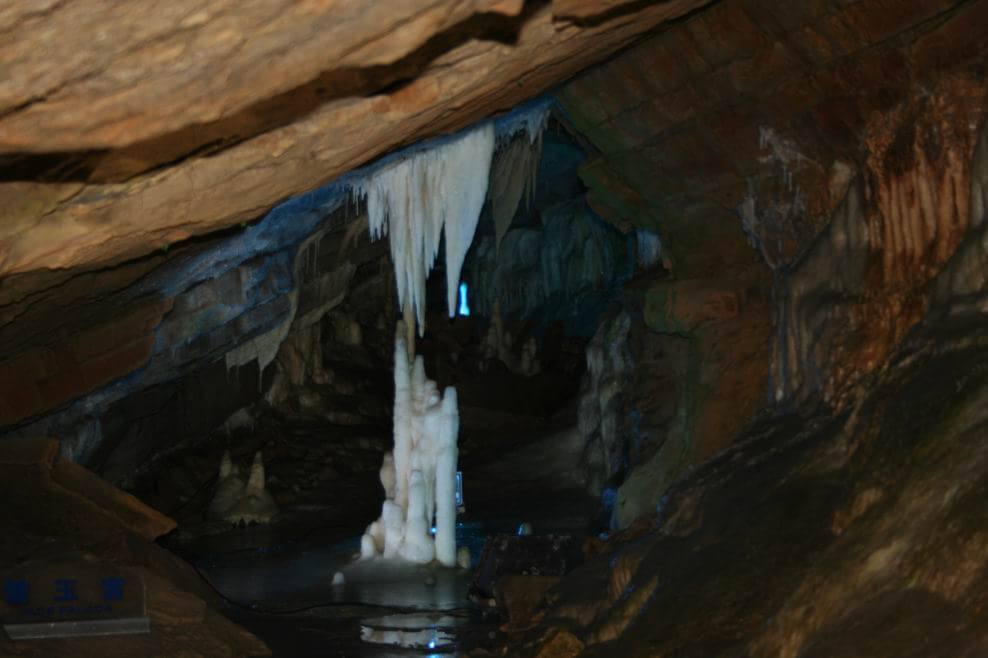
[
  {"left": 3, "top": 575, "right": 129, "bottom": 619},
  {"left": 2, "top": 564, "right": 148, "bottom": 640}
]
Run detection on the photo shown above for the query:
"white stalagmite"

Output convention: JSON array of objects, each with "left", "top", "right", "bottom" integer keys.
[
  {"left": 399, "top": 470, "right": 435, "bottom": 563},
  {"left": 381, "top": 500, "right": 404, "bottom": 560},
  {"left": 360, "top": 533, "right": 377, "bottom": 560},
  {"left": 367, "top": 520, "right": 384, "bottom": 552},
  {"left": 208, "top": 450, "right": 245, "bottom": 521},
  {"left": 222, "top": 451, "right": 279, "bottom": 524},
  {"left": 434, "top": 387, "right": 459, "bottom": 567},
  {"left": 418, "top": 396, "right": 442, "bottom": 528},
  {"left": 358, "top": 323, "right": 460, "bottom": 566},
  {"left": 380, "top": 451, "right": 396, "bottom": 500},
  {"left": 411, "top": 356, "right": 427, "bottom": 400},
  {"left": 393, "top": 324, "right": 413, "bottom": 508},
  {"left": 354, "top": 122, "right": 495, "bottom": 336}
]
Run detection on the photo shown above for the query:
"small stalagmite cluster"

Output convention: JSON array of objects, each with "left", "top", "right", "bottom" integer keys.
[
  {"left": 208, "top": 450, "right": 279, "bottom": 524},
  {"left": 360, "top": 320, "right": 460, "bottom": 566}
]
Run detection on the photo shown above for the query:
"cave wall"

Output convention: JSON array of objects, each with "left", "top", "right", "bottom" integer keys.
[
  {"left": 0, "top": 182, "right": 373, "bottom": 480},
  {"left": 555, "top": 0, "right": 988, "bottom": 525},
  {"left": 465, "top": 125, "right": 641, "bottom": 337},
  {"left": 1, "top": 1, "right": 727, "bottom": 483}
]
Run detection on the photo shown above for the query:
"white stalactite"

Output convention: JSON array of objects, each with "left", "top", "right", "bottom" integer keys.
[{"left": 354, "top": 122, "right": 495, "bottom": 336}]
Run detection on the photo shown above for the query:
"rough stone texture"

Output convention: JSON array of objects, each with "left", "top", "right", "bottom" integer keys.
[
  {"left": 931, "top": 124, "right": 988, "bottom": 315},
  {"left": 576, "top": 308, "right": 633, "bottom": 498},
  {"left": 0, "top": 297, "right": 171, "bottom": 426},
  {"left": 0, "top": 1, "right": 524, "bottom": 150},
  {"left": 613, "top": 271, "right": 771, "bottom": 527},
  {"left": 554, "top": 0, "right": 988, "bottom": 501},
  {"left": 495, "top": 574, "right": 562, "bottom": 632},
  {"left": 0, "top": 0, "right": 709, "bottom": 295},
  {"left": 772, "top": 79, "right": 986, "bottom": 407},
  {"left": 533, "top": 629, "right": 585, "bottom": 658},
  {"left": 0, "top": 197, "right": 384, "bottom": 483},
  {"left": 49, "top": 459, "right": 177, "bottom": 540},
  {"left": 466, "top": 200, "right": 633, "bottom": 335}
]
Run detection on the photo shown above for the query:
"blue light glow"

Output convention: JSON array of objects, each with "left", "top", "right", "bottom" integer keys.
[{"left": 458, "top": 282, "right": 470, "bottom": 316}]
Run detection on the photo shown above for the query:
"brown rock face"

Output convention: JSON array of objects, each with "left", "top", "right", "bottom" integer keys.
[
  {"left": 616, "top": 272, "right": 771, "bottom": 527},
  {"left": 774, "top": 77, "right": 986, "bottom": 406},
  {"left": 558, "top": 0, "right": 988, "bottom": 411},
  {"left": 0, "top": 297, "right": 171, "bottom": 426},
  {"left": 0, "top": 1, "right": 526, "bottom": 151},
  {"left": 0, "top": 0, "right": 710, "bottom": 298}
]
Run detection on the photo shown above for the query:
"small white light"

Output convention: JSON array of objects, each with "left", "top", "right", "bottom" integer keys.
[{"left": 458, "top": 282, "right": 471, "bottom": 316}]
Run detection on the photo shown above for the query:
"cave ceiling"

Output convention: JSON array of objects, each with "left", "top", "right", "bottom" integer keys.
[{"left": 0, "top": 0, "right": 710, "bottom": 306}]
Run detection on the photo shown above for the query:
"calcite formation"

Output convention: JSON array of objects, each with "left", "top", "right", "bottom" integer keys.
[
  {"left": 355, "top": 122, "right": 495, "bottom": 334},
  {"left": 208, "top": 450, "right": 279, "bottom": 525},
  {"left": 360, "top": 322, "right": 460, "bottom": 567}
]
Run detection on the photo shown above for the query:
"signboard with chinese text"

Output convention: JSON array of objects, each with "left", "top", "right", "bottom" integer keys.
[{"left": 1, "top": 560, "right": 149, "bottom": 639}]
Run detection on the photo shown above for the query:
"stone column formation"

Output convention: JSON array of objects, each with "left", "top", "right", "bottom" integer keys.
[{"left": 360, "top": 320, "right": 460, "bottom": 566}]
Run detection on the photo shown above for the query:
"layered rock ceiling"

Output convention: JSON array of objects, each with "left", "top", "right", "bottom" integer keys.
[
  {"left": 2, "top": 0, "right": 988, "bottom": 521},
  {"left": 0, "top": 0, "right": 708, "bottom": 292}
]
